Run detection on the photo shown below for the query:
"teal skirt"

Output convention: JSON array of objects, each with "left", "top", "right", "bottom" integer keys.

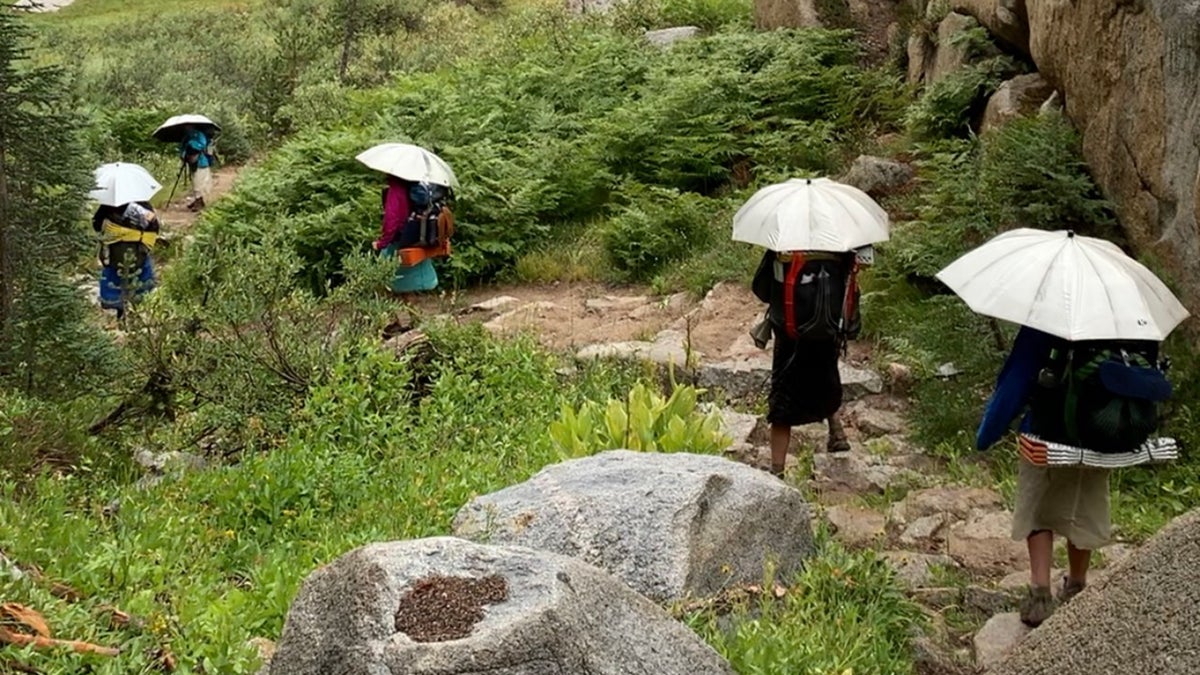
[{"left": 382, "top": 245, "right": 438, "bottom": 293}]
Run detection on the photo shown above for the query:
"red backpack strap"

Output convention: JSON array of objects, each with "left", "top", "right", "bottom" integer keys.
[
  {"left": 843, "top": 257, "right": 860, "bottom": 330},
  {"left": 782, "top": 251, "right": 806, "bottom": 340}
]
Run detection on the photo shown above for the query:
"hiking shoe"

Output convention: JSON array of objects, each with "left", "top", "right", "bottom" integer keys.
[
  {"left": 1019, "top": 586, "right": 1055, "bottom": 627},
  {"left": 826, "top": 416, "right": 850, "bottom": 453},
  {"left": 1058, "top": 577, "right": 1086, "bottom": 604}
]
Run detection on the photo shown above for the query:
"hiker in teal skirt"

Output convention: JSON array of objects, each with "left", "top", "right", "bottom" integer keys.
[{"left": 372, "top": 175, "right": 439, "bottom": 295}]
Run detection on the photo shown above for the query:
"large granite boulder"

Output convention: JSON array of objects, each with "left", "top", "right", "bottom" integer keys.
[
  {"left": 453, "top": 450, "right": 814, "bottom": 602},
  {"left": 267, "top": 537, "right": 734, "bottom": 675},
  {"left": 1025, "top": 1, "right": 1200, "bottom": 326},
  {"left": 948, "top": 0, "right": 1028, "bottom": 53},
  {"left": 989, "top": 508, "right": 1200, "bottom": 674}
]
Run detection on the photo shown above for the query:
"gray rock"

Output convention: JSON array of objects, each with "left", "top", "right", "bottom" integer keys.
[
  {"left": 998, "top": 569, "right": 1062, "bottom": 593},
  {"left": 989, "top": 508, "right": 1200, "bottom": 674},
  {"left": 576, "top": 329, "right": 692, "bottom": 368},
  {"left": 851, "top": 407, "right": 907, "bottom": 438},
  {"left": 453, "top": 450, "right": 814, "bottom": 602},
  {"left": 840, "top": 155, "right": 914, "bottom": 195},
  {"left": 947, "top": 511, "right": 1027, "bottom": 573},
  {"left": 974, "top": 613, "right": 1030, "bottom": 670},
  {"left": 584, "top": 295, "right": 651, "bottom": 312},
  {"left": 268, "top": 537, "right": 734, "bottom": 675},
  {"left": 469, "top": 295, "right": 520, "bottom": 313},
  {"left": 981, "top": 73, "right": 1056, "bottom": 133},
  {"left": 900, "top": 513, "right": 949, "bottom": 546},
  {"left": 825, "top": 505, "right": 887, "bottom": 548},
  {"left": 890, "top": 486, "right": 1005, "bottom": 526},
  {"left": 907, "top": 32, "right": 935, "bottom": 85},
  {"left": 716, "top": 408, "right": 760, "bottom": 448},
  {"left": 882, "top": 551, "right": 959, "bottom": 589},
  {"left": 696, "top": 355, "right": 882, "bottom": 401},
  {"left": 812, "top": 450, "right": 919, "bottom": 496},
  {"left": 133, "top": 448, "right": 207, "bottom": 475},
  {"left": 752, "top": 0, "right": 821, "bottom": 30},
  {"left": 936, "top": 362, "right": 962, "bottom": 378},
  {"left": 964, "top": 584, "right": 1016, "bottom": 615},
  {"left": 1098, "top": 542, "right": 1135, "bottom": 568},
  {"left": 930, "top": 13, "right": 980, "bottom": 84},
  {"left": 644, "top": 26, "right": 701, "bottom": 48}
]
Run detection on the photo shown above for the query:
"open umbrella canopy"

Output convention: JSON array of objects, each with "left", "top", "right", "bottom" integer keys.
[
  {"left": 936, "top": 228, "right": 1190, "bottom": 342},
  {"left": 90, "top": 162, "right": 162, "bottom": 207},
  {"left": 355, "top": 143, "right": 458, "bottom": 188},
  {"left": 153, "top": 114, "right": 220, "bottom": 143},
  {"left": 732, "top": 177, "right": 889, "bottom": 252}
]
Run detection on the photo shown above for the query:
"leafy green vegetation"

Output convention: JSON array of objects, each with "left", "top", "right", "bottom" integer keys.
[
  {"left": 549, "top": 382, "right": 728, "bottom": 456},
  {"left": 688, "top": 540, "right": 923, "bottom": 673},
  {"left": 174, "top": 23, "right": 904, "bottom": 292}
]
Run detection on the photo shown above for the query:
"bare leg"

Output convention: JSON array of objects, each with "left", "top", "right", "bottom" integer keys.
[
  {"left": 1027, "top": 529, "right": 1054, "bottom": 589},
  {"left": 1066, "top": 541, "right": 1091, "bottom": 584},
  {"left": 770, "top": 424, "right": 790, "bottom": 476}
]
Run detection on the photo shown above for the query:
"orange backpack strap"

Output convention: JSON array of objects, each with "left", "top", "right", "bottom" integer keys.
[{"left": 782, "top": 251, "right": 806, "bottom": 340}]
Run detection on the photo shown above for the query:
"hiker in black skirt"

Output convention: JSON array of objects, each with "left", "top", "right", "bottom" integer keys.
[{"left": 752, "top": 249, "right": 861, "bottom": 477}]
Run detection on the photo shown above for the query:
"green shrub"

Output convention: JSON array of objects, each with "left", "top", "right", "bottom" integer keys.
[
  {"left": 602, "top": 185, "right": 714, "bottom": 279},
  {"left": 688, "top": 540, "right": 922, "bottom": 673},
  {"left": 905, "top": 57, "right": 1015, "bottom": 139},
  {"left": 549, "top": 383, "right": 728, "bottom": 456},
  {"left": 174, "top": 25, "right": 906, "bottom": 291}
]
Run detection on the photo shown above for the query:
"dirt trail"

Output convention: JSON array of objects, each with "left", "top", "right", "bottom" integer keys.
[{"left": 158, "top": 166, "right": 241, "bottom": 236}]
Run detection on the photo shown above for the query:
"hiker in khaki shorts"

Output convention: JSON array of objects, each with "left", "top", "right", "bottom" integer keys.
[{"left": 976, "top": 326, "right": 1173, "bottom": 626}]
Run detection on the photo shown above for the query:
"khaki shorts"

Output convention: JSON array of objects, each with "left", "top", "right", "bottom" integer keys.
[{"left": 1012, "top": 457, "right": 1111, "bottom": 550}]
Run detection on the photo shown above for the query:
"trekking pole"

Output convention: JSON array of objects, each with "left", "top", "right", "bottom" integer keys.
[{"left": 164, "top": 161, "right": 186, "bottom": 207}]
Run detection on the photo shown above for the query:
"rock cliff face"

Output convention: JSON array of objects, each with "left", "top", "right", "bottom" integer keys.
[{"left": 1024, "top": 1, "right": 1200, "bottom": 318}]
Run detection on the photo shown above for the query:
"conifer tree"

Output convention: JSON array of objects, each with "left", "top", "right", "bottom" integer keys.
[{"left": 0, "top": 5, "right": 112, "bottom": 397}]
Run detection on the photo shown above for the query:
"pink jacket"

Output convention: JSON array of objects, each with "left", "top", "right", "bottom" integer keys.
[{"left": 374, "top": 176, "right": 410, "bottom": 250}]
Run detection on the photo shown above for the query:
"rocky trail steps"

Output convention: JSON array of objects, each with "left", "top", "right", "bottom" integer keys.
[{"left": 407, "top": 281, "right": 1140, "bottom": 673}]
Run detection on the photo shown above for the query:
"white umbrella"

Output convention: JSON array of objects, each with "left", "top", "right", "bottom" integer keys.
[
  {"left": 732, "top": 177, "right": 889, "bottom": 252},
  {"left": 153, "top": 114, "right": 220, "bottom": 143},
  {"left": 90, "top": 162, "right": 162, "bottom": 207},
  {"left": 936, "top": 228, "right": 1190, "bottom": 342},
  {"left": 355, "top": 143, "right": 458, "bottom": 188}
]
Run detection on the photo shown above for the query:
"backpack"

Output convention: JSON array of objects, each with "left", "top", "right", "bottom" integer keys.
[
  {"left": 1029, "top": 341, "right": 1173, "bottom": 454},
  {"left": 753, "top": 250, "right": 861, "bottom": 342},
  {"left": 404, "top": 182, "right": 455, "bottom": 248}
]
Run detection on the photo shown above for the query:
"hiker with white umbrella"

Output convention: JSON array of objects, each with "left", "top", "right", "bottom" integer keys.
[
  {"left": 153, "top": 114, "right": 220, "bottom": 212},
  {"left": 356, "top": 142, "right": 458, "bottom": 297},
  {"left": 736, "top": 177, "right": 889, "bottom": 477},
  {"left": 942, "top": 228, "right": 1189, "bottom": 627},
  {"left": 90, "top": 162, "right": 163, "bottom": 319}
]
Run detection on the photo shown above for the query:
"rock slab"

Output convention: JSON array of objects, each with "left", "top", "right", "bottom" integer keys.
[
  {"left": 974, "top": 613, "right": 1030, "bottom": 670},
  {"left": 453, "top": 450, "right": 814, "bottom": 602},
  {"left": 268, "top": 537, "right": 734, "bottom": 675},
  {"left": 989, "top": 508, "right": 1200, "bottom": 674}
]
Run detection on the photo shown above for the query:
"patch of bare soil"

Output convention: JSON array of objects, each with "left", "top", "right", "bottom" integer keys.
[
  {"left": 412, "top": 283, "right": 700, "bottom": 351},
  {"left": 158, "top": 166, "right": 242, "bottom": 235},
  {"left": 394, "top": 575, "right": 509, "bottom": 643}
]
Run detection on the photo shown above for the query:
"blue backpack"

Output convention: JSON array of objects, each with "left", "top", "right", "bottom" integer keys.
[{"left": 405, "top": 182, "right": 451, "bottom": 248}]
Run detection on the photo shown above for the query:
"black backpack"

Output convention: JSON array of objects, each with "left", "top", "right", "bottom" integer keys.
[
  {"left": 1029, "top": 341, "right": 1172, "bottom": 453},
  {"left": 753, "top": 251, "right": 861, "bottom": 342}
]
